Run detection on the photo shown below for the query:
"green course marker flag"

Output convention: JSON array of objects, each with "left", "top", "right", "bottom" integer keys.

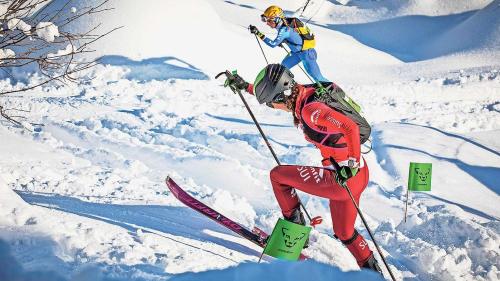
[
  {"left": 259, "top": 218, "right": 311, "bottom": 261},
  {"left": 408, "top": 162, "right": 432, "bottom": 191},
  {"left": 405, "top": 162, "right": 432, "bottom": 222}
]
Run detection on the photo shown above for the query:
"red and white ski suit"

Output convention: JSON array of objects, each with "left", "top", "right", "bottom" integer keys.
[{"left": 248, "top": 83, "right": 373, "bottom": 266}]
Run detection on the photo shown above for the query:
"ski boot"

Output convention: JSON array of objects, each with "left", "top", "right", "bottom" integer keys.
[
  {"left": 362, "top": 254, "right": 383, "bottom": 275},
  {"left": 284, "top": 207, "right": 309, "bottom": 248}
]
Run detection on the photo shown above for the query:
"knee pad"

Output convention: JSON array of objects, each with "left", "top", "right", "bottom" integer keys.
[{"left": 339, "top": 229, "right": 359, "bottom": 245}]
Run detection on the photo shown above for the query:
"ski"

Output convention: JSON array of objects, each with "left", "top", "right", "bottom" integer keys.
[{"left": 165, "top": 176, "right": 308, "bottom": 260}]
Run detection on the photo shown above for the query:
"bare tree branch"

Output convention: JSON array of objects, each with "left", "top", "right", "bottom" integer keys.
[
  {"left": 0, "top": 0, "right": 116, "bottom": 125},
  {"left": 0, "top": 104, "right": 27, "bottom": 127}
]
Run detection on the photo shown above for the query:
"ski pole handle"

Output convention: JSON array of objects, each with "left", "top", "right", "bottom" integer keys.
[{"left": 215, "top": 72, "right": 227, "bottom": 79}]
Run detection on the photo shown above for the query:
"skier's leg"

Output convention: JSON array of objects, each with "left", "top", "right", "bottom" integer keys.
[
  {"left": 281, "top": 52, "right": 301, "bottom": 70},
  {"left": 270, "top": 163, "right": 369, "bottom": 209},
  {"left": 330, "top": 198, "right": 373, "bottom": 266},
  {"left": 300, "top": 49, "right": 329, "bottom": 82},
  {"left": 269, "top": 165, "right": 340, "bottom": 217},
  {"left": 329, "top": 165, "right": 373, "bottom": 267}
]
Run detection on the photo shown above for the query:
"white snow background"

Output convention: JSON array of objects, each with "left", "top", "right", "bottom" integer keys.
[{"left": 0, "top": 0, "right": 499, "bottom": 280}]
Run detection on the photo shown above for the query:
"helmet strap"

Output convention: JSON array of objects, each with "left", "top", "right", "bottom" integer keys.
[{"left": 275, "top": 17, "right": 283, "bottom": 28}]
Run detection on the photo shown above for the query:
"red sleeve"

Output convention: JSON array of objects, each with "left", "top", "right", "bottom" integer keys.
[
  {"left": 301, "top": 102, "right": 361, "bottom": 165},
  {"left": 247, "top": 83, "right": 254, "bottom": 95}
]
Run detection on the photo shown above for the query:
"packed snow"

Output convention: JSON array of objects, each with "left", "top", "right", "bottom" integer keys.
[{"left": 0, "top": 0, "right": 499, "bottom": 281}]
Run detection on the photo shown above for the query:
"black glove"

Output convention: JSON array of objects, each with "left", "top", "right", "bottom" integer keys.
[
  {"left": 328, "top": 156, "right": 358, "bottom": 187},
  {"left": 224, "top": 71, "right": 249, "bottom": 92},
  {"left": 249, "top": 25, "right": 265, "bottom": 39},
  {"left": 335, "top": 166, "right": 358, "bottom": 187},
  {"left": 249, "top": 25, "right": 258, "bottom": 34}
]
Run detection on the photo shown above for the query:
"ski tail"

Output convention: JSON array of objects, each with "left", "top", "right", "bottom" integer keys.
[
  {"left": 165, "top": 176, "right": 308, "bottom": 260},
  {"left": 166, "top": 176, "right": 267, "bottom": 246}
]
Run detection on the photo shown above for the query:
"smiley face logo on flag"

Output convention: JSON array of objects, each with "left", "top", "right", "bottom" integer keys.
[
  {"left": 414, "top": 167, "right": 431, "bottom": 185},
  {"left": 263, "top": 219, "right": 311, "bottom": 260},
  {"left": 281, "top": 227, "right": 306, "bottom": 248},
  {"left": 408, "top": 163, "right": 432, "bottom": 191}
]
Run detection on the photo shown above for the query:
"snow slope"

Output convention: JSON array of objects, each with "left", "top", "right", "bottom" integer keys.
[
  {"left": 0, "top": 0, "right": 499, "bottom": 281},
  {"left": 325, "top": 0, "right": 500, "bottom": 62}
]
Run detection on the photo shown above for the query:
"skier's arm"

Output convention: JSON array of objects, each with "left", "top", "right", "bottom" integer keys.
[
  {"left": 262, "top": 27, "right": 290, "bottom": 48},
  {"left": 302, "top": 102, "right": 361, "bottom": 167}
]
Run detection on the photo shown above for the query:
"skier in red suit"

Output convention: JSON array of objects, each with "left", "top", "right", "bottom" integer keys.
[{"left": 224, "top": 64, "right": 382, "bottom": 273}]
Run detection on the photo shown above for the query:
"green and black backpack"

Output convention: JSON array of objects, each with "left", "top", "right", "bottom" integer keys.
[{"left": 301, "top": 82, "right": 371, "bottom": 145}]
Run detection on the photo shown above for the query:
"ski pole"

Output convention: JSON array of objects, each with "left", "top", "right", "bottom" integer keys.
[
  {"left": 252, "top": 29, "right": 319, "bottom": 89},
  {"left": 253, "top": 34, "right": 269, "bottom": 65},
  {"left": 216, "top": 71, "right": 316, "bottom": 224},
  {"left": 237, "top": 88, "right": 280, "bottom": 166},
  {"left": 215, "top": 72, "right": 280, "bottom": 164},
  {"left": 300, "top": 0, "right": 312, "bottom": 17},
  {"left": 330, "top": 158, "right": 397, "bottom": 281},
  {"left": 279, "top": 44, "right": 316, "bottom": 84},
  {"left": 305, "top": 0, "right": 326, "bottom": 24},
  {"left": 344, "top": 184, "right": 396, "bottom": 281},
  {"left": 279, "top": 45, "right": 329, "bottom": 96}
]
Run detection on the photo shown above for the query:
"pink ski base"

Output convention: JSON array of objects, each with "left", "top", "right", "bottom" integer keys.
[{"left": 166, "top": 176, "right": 308, "bottom": 260}]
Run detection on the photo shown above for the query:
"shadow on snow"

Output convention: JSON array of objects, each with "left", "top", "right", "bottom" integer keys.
[
  {"left": 0, "top": 237, "right": 170, "bottom": 281},
  {"left": 315, "top": 10, "right": 479, "bottom": 62},
  {"left": 223, "top": 0, "right": 255, "bottom": 10},
  {"left": 416, "top": 193, "right": 498, "bottom": 221},
  {"left": 403, "top": 123, "right": 500, "bottom": 158},
  {"left": 385, "top": 144, "right": 500, "bottom": 196},
  {"left": 15, "top": 191, "right": 264, "bottom": 263},
  {"left": 98, "top": 56, "right": 209, "bottom": 82},
  {"left": 372, "top": 122, "right": 500, "bottom": 196}
]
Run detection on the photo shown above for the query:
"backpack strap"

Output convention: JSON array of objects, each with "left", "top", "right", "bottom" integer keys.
[
  {"left": 283, "top": 17, "right": 316, "bottom": 50},
  {"left": 280, "top": 21, "right": 302, "bottom": 50},
  {"left": 299, "top": 94, "right": 347, "bottom": 148}
]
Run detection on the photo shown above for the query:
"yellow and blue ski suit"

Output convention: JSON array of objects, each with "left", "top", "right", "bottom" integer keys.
[{"left": 262, "top": 24, "right": 328, "bottom": 82}]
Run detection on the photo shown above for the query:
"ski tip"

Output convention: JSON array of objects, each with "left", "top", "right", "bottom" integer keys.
[{"left": 165, "top": 175, "right": 171, "bottom": 183}]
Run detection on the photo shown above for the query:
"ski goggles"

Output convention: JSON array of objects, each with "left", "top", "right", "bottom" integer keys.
[
  {"left": 265, "top": 91, "right": 288, "bottom": 108},
  {"left": 273, "top": 92, "right": 286, "bottom": 103},
  {"left": 261, "top": 15, "right": 276, "bottom": 23}
]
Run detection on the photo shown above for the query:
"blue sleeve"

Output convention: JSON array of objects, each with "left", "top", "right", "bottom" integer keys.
[{"left": 263, "top": 27, "right": 290, "bottom": 48}]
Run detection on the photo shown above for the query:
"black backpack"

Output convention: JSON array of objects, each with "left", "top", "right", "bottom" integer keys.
[{"left": 301, "top": 82, "right": 371, "bottom": 145}]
